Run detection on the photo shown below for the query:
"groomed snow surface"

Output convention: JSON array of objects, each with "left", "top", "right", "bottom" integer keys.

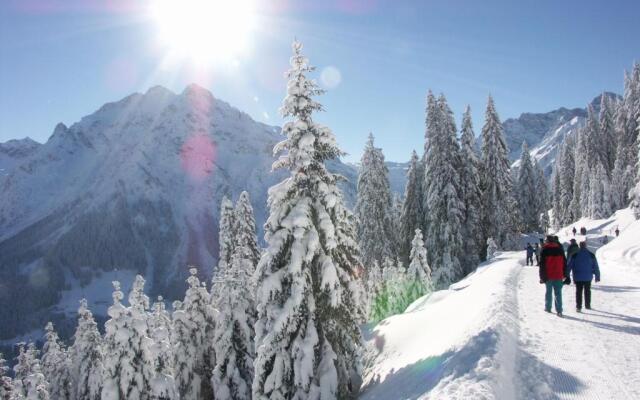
[{"left": 361, "top": 208, "right": 640, "bottom": 399}]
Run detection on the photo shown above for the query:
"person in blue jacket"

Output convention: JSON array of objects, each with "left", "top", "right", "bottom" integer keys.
[{"left": 568, "top": 241, "right": 601, "bottom": 312}]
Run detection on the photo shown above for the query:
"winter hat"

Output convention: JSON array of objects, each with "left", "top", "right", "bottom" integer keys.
[{"left": 570, "top": 239, "right": 577, "bottom": 243}]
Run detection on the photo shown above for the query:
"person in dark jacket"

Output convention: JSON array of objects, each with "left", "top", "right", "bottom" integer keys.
[
  {"left": 566, "top": 238, "right": 579, "bottom": 260},
  {"left": 534, "top": 243, "right": 541, "bottom": 265},
  {"left": 540, "top": 235, "right": 569, "bottom": 316},
  {"left": 572, "top": 227, "right": 577, "bottom": 236},
  {"left": 615, "top": 227, "right": 620, "bottom": 237},
  {"left": 525, "top": 243, "right": 534, "bottom": 265},
  {"left": 568, "top": 241, "right": 601, "bottom": 312}
]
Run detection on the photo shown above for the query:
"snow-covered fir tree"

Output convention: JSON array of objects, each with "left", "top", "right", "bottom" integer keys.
[
  {"left": 211, "top": 254, "right": 255, "bottom": 400},
  {"left": 69, "top": 299, "right": 103, "bottom": 400},
  {"left": 399, "top": 150, "right": 424, "bottom": 265},
  {"left": 486, "top": 238, "right": 499, "bottom": 260},
  {"left": 551, "top": 162, "right": 562, "bottom": 229},
  {"left": 41, "top": 322, "right": 73, "bottom": 400},
  {"left": 391, "top": 193, "right": 404, "bottom": 257},
  {"left": 148, "top": 297, "right": 177, "bottom": 400},
  {"left": 421, "top": 91, "right": 437, "bottom": 234},
  {"left": 233, "top": 191, "right": 261, "bottom": 269},
  {"left": 101, "top": 278, "right": 153, "bottom": 400},
  {"left": 479, "top": 95, "right": 518, "bottom": 251},
  {"left": 253, "top": 40, "right": 363, "bottom": 400},
  {"left": 569, "top": 129, "right": 587, "bottom": 219},
  {"left": 534, "top": 161, "right": 550, "bottom": 233},
  {"left": 559, "top": 137, "right": 576, "bottom": 224},
  {"left": 0, "top": 352, "right": 14, "bottom": 399},
  {"left": 515, "top": 142, "right": 539, "bottom": 232},
  {"left": 212, "top": 196, "right": 236, "bottom": 301},
  {"left": 599, "top": 94, "right": 616, "bottom": 173},
  {"left": 172, "top": 268, "right": 216, "bottom": 400},
  {"left": 589, "top": 163, "right": 612, "bottom": 219},
  {"left": 14, "top": 343, "right": 50, "bottom": 400},
  {"left": 355, "top": 132, "right": 395, "bottom": 269},
  {"left": 424, "top": 93, "right": 465, "bottom": 286},
  {"left": 407, "top": 229, "right": 432, "bottom": 300},
  {"left": 458, "top": 106, "right": 483, "bottom": 271}
]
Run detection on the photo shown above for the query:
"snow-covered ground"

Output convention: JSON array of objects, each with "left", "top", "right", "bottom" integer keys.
[{"left": 362, "top": 208, "right": 640, "bottom": 399}]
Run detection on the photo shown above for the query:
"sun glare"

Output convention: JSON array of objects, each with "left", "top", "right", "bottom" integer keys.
[{"left": 150, "top": 0, "right": 256, "bottom": 66}]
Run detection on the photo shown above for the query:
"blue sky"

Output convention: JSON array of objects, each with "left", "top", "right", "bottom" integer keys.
[{"left": 1, "top": 0, "right": 639, "bottom": 162}]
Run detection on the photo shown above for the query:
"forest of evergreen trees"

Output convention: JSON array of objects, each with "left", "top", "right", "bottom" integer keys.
[
  {"left": 552, "top": 63, "right": 640, "bottom": 225},
  {"left": 1, "top": 44, "right": 638, "bottom": 400}
]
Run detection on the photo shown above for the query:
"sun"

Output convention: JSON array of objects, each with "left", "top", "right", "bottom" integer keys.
[{"left": 150, "top": 0, "right": 256, "bottom": 66}]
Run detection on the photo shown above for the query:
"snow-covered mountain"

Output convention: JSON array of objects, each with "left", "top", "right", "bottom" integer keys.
[
  {"left": 0, "top": 84, "right": 361, "bottom": 341},
  {"left": 506, "top": 92, "right": 620, "bottom": 176},
  {"left": 0, "top": 137, "right": 41, "bottom": 175}
]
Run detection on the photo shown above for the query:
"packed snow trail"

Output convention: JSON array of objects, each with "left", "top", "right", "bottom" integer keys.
[
  {"left": 516, "top": 209, "right": 640, "bottom": 400},
  {"left": 361, "top": 209, "right": 640, "bottom": 399}
]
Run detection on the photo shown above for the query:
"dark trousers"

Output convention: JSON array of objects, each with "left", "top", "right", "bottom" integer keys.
[
  {"left": 575, "top": 281, "right": 591, "bottom": 309},
  {"left": 526, "top": 254, "right": 533, "bottom": 265}
]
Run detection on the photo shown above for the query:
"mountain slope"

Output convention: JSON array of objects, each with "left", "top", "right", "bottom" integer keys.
[
  {"left": 0, "top": 84, "right": 358, "bottom": 340},
  {"left": 505, "top": 92, "right": 620, "bottom": 176},
  {"left": 0, "top": 137, "right": 41, "bottom": 175}
]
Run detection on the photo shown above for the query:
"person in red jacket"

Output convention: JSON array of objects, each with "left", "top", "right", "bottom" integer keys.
[{"left": 539, "top": 235, "right": 569, "bottom": 317}]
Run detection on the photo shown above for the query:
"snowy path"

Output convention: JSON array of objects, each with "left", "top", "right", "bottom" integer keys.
[
  {"left": 515, "top": 215, "right": 640, "bottom": 400},
  {"left": 360, "top": 209, "right": 640, "bottom": 399}
]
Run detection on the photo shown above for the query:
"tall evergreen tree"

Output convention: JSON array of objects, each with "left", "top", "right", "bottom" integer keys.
[
  {"left": 589, "top": 163, "right": 612, "bottom": 219},
  {"left": 421, "top": 91, "right": 438, "bottom": 235},
  {"left": 0, "top": 352, "right": 14, "bottom": 399},
  {"left": 407, "top": 229, "right": 432, "bottom": 291},
  {"left": 516, "top": 142, "right": 539, "bottom": 231},
  {"left": 41, "top": 323, "right": 73, "bottom": 400},
  {"left": 14, "top": 343, "right": 49, "bottom": 400},
  {"left": 101, "top": 277, "right": 153, "bottom": 400},
  {"left": 253, "top": 40, "right": 363, "bottom": 400},
  {"left": 599, "top": 94, "right": 616, "bottom": 173},
  {"left": 233, "top": 191, "right": 261, "bottom": 269},
  {"left": 355, "top": 133, "right": 395, "bottom": 269},
  {"left": 70, "top": 299, "right": 103, "bottom": 400},
  {"left": 172, "top": 268, "right": 216, "bottom": 400},
  {"left": 559, "top": 137, "right": 576, "bottom": 224},
  {"left": 534, "top": 161, "right": 550, "bottom": 233},
  {"left": 211, "top": 253, "right": 255, "bottom": 400},
  {"left": 458, "top": 106, "right": 483, "bottom": 270},
  {"left": 399, "top": 150, "right": 424, "bottom": 264},
  {"left": 551, "top": 159, "right": 562, "bottom": 229},
  {"left": 148, "top": 297, "right": 177, "bottom": 400},
  {"left": 213, "top": 196, "right": 236, "bottom": 301},
  {"left": 479, "top": 95, "right": 517, "bottom": 251},
  {"left": 424, "top": 94, "right": 465, "bottom": 286}
]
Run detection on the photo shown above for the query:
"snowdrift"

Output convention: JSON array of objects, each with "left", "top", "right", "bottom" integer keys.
[{"left": 361, "top": 252, "right": 523, "bottom": 399}]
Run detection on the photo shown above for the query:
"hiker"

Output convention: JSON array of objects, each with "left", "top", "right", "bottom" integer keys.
[
  {"left": 615, "top": 227, "right": 620, "bottom": 237},
  {"left": 525, "top": 243, "right": 534, "bottom": 266},
  {"left": 580, "top": 226, "right": 587, "bottom": 235},
  {"left": 540, "top": 235, "right": 568, "bottom": 317},
  {"left": 572, "top": 227, "right": 577, "bottom": 236},
  {"left": 566, "top": 238, "right": 579, "bottom": 260},
  {"left": 601, "top": 236, "right": 609, "bottom": 245},
  {"left": 534, "top": 242, "right": 541, "bottom": 265},
  {"left": 568, "top": 241, "right": 601, "bottom": 312}
]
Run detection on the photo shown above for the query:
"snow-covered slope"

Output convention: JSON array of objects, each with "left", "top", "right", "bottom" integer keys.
[
  {"left": 505, "top": 93, "right": 620, "bottom": 177},
  {"left": 362, "top": 209, "right": 640, "bottom": 399},
  {"left": 0, "top": 84, "right": 359, "bottom": 340},
  {"left": 0, "top": 137, "right": 41, "bottom": 175}
]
